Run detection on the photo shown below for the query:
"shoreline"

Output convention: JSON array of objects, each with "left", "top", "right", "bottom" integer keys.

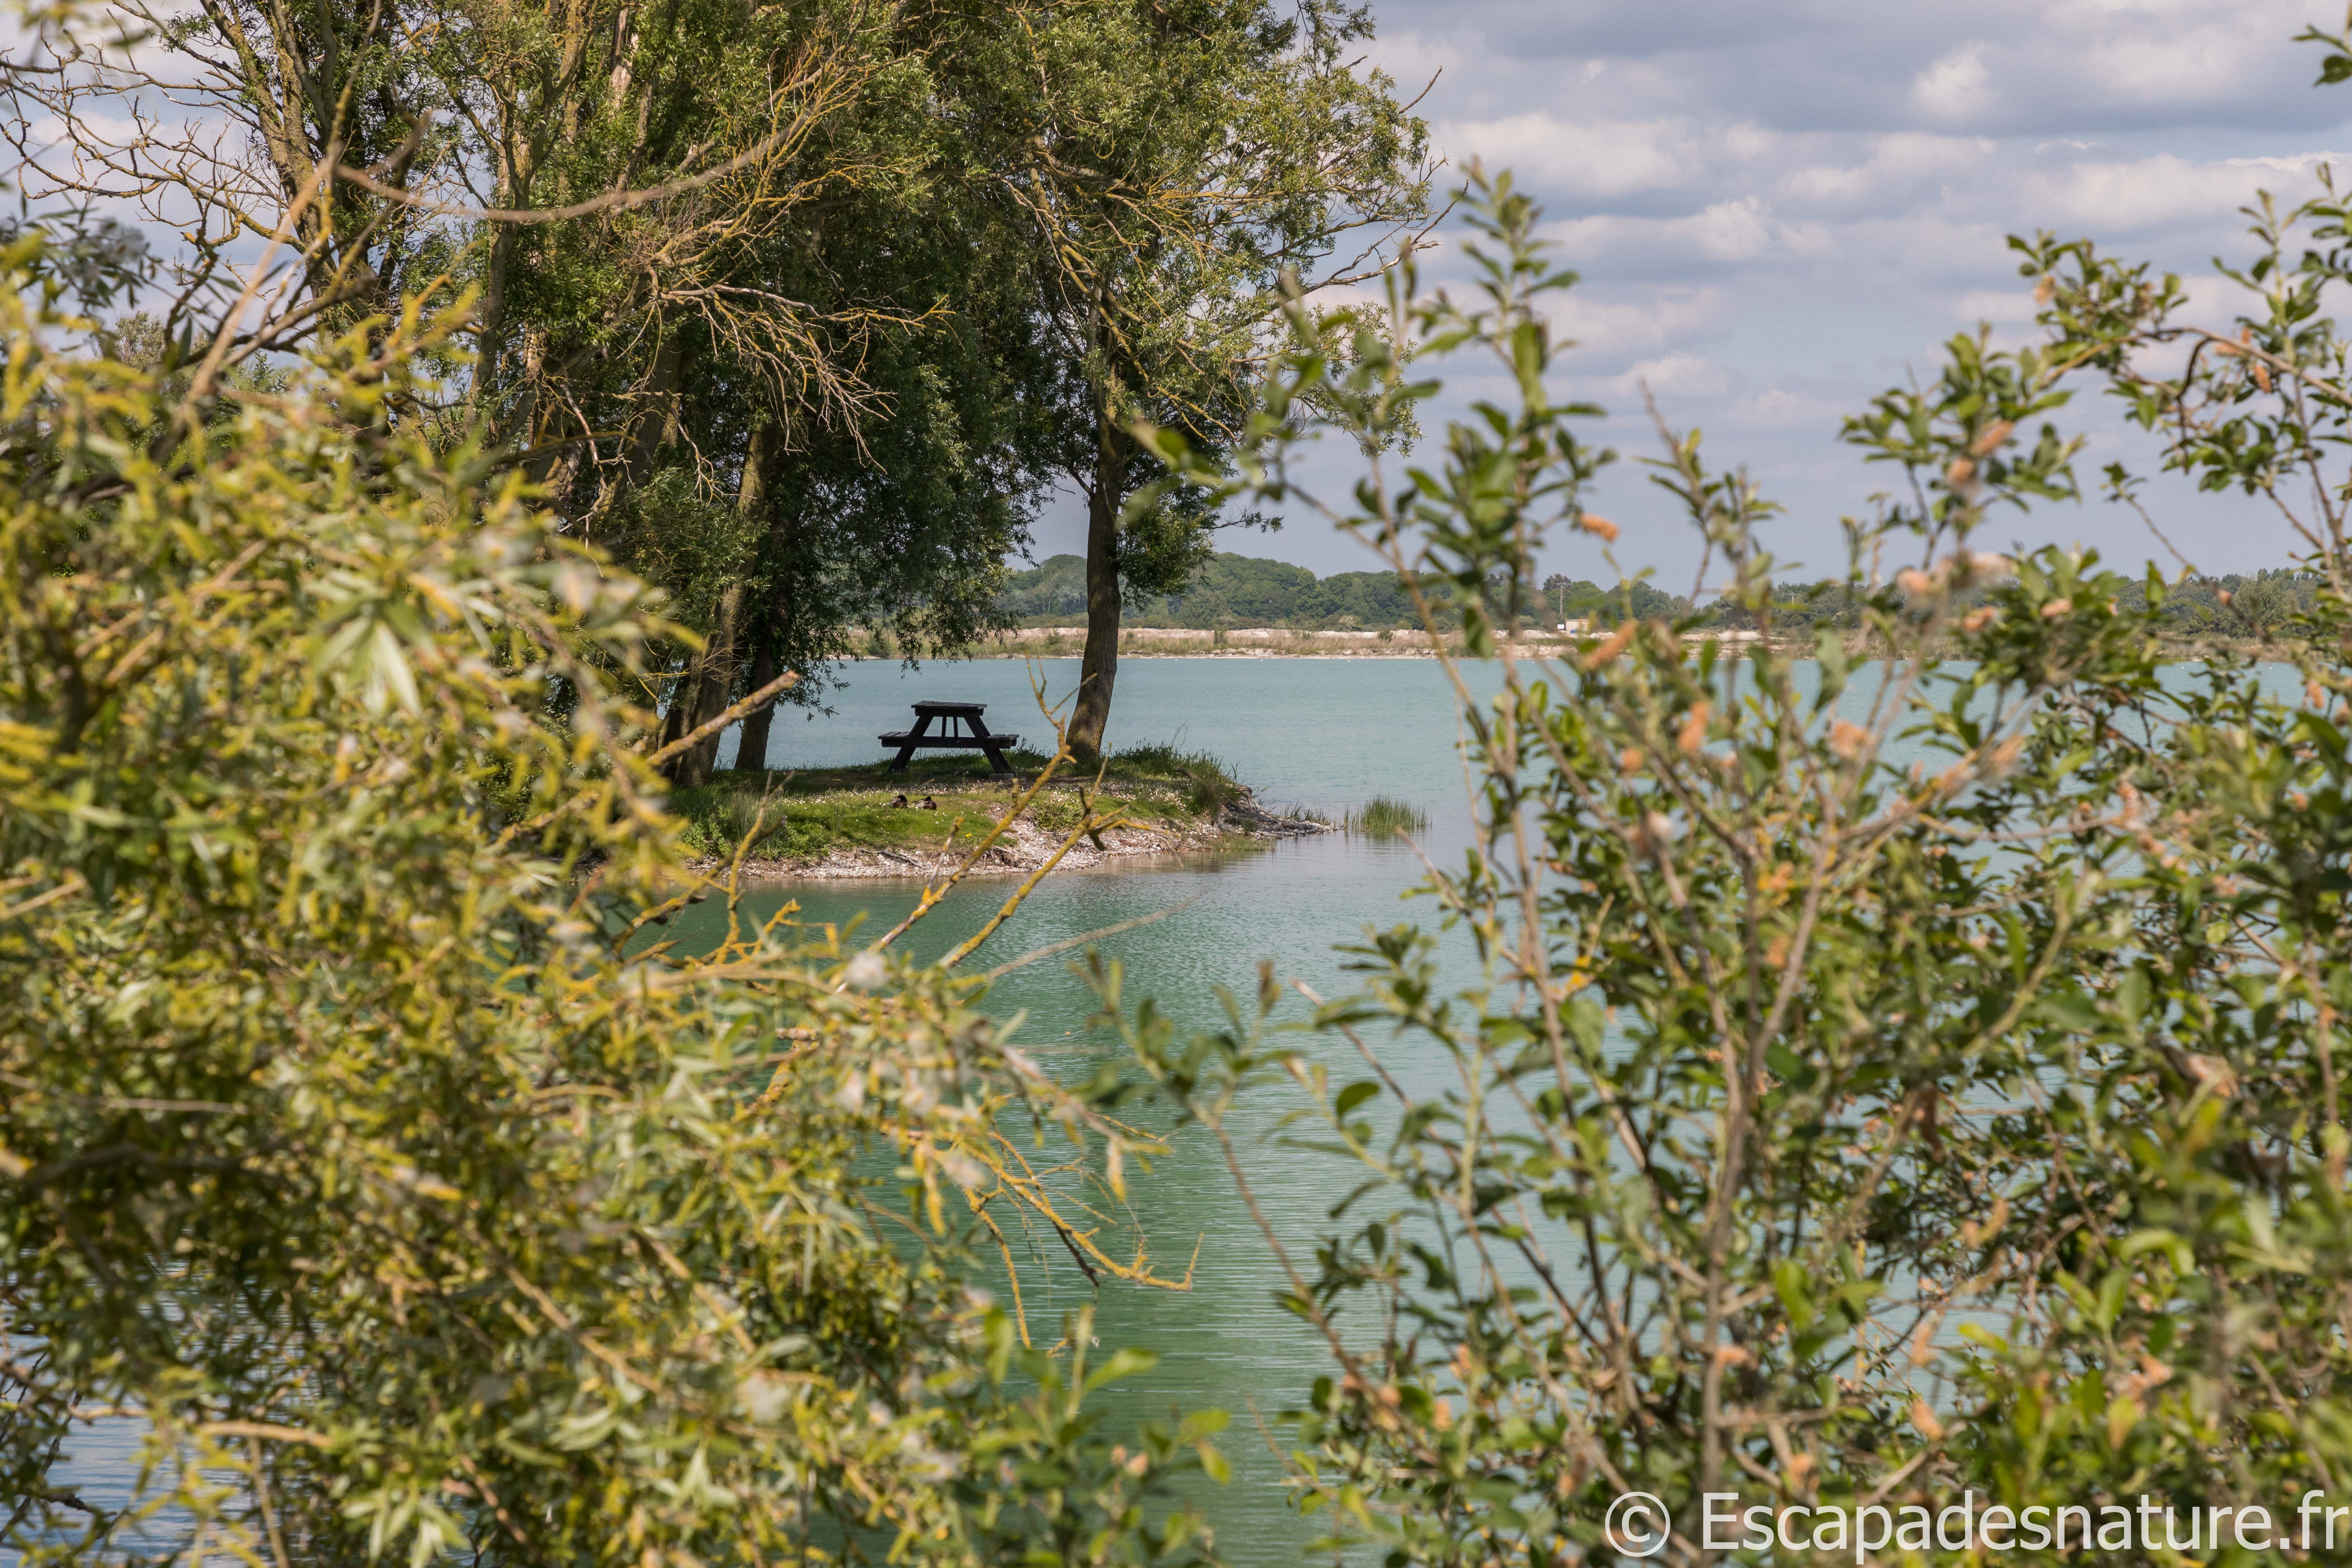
[{"left": 680, "top": 775, "right": 1332, "bottom": 882}]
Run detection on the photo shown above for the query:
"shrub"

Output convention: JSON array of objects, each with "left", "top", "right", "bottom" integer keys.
[
  {"left": 1122, "top": 154, "right": 2352, "bottom": 1565},
  {"left": 0, "top": 241, "right": 1217, "bottom": 1566}
]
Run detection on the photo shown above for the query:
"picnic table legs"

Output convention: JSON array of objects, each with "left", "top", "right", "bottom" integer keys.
[
  {"left": 979, "top": 740, "right": 1014, "bottom": 777},
  {"left": 887, "top": 712, "right": 935, "bottom": 772}
]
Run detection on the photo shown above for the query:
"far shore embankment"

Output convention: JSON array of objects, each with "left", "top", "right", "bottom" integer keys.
[
  {"left": 935, "top": 625, "right": 2281, "bottom": 662},
  {"left": 958, "top": 625, "right": 1773, "bottom": 659}
]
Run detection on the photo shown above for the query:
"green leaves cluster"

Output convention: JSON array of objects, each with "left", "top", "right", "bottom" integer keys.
[
  {"left": 1119, "top": 138, "right": 2352, "bottom": 1567},
  {"left": 0, "top": 248, "right": 1215, "bottom": 1566}
]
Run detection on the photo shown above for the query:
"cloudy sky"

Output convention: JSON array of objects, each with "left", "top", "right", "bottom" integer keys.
[{"left": 1029, "top": 0, "right": 2352, "bottom": 596}]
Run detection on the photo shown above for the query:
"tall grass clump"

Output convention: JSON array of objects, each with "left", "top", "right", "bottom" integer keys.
[
  {"left": 1343, "top": 795, "right": 1429, "bottom": 837},
  {"left": 672, "top": 781, "right": 792, "bottom": 857},
  {"left": 1110, "top": 742, "right": 1243, "bottom": 814}
]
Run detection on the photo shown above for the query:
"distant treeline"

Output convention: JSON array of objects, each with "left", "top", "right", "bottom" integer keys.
[
  {"left": 1000, "top": 552, "right": 1681, "bottom": 629},
  {"left": 1002, "top": 554, "right": 2326, "bottom": 636},
  {"left": 1705, "top": 568, "right": 2328, "bottom": 635}
]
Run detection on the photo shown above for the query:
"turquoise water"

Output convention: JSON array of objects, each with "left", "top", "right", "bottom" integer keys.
[
  {"left": 720, "top": 652, "right": 1496, "bottom": 816},
  {"left": 711, "top": 657, "right": 1502, "bottom": 1558}
]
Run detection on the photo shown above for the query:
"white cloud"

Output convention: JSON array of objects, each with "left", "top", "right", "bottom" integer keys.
[
  {"left": 1733, "top": 387, "right": 1849, "bottom": 432},
  {"left": 1779, "top": 134, "right": 1996, "bottom": 209},
  {"left": 1434, "top": 114, "right": 1699, "bottom": 197},
  {"left": 1911, "top": 46, "right": 1992, "bottom": 120},
  {"left": 1208, "top": 0, "right": 2345, "bottom": 581},
  {"left": 1950, "top": 288, "right": 2039, "bottom": 325},
  {"left": 2014, "top": 153, "right": 2336, "bottom": 234},
  {"left": 1547, "top": 286, "right": 1732, "bottom": 364},
  {"left": 1690, "top": 197, "right": 1773, "bottom": 261},
  {"left": 1543, "top": 198, "right": 1785, "bottom": 270},
  {"left": 1611, "top": 351, "right": 1730, "bottom": 398}
]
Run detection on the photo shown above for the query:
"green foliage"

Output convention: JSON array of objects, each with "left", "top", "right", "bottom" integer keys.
[
  {"left": 2120, "top": 569, "right": 2328, "bottom": 637},
  {"left": 0, "top": 247, "right": 1219, "bottom": 1566},
  {"left": 1538, "top": 572, "right": 1684, "bottom": 628},
  {"left": 665, "top": 747, "right": 1241, "bottom": 862},
  {"left": 960, "top": 0, "right": 1430, "bottom": 750},
  {"left": 21, "top": 0, "right": 1074, "bottom": 749},
  {"left": 1340, "top": 796, "right": 1429, "bottom": 838},
  {"left": 1684, "top": 576, "right": 1866, "bottom": 631},
  {"left": 1001, "top": 550, "right": 1535, "bottom": 630},
  {"left": 1121, "top": 145, "right": 2352, "bottom": 1566},
  {"left": 1002, "top": 552, "right": 1352, "bottom": 627}
]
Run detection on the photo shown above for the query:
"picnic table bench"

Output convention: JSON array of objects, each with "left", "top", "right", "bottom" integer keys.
[{"left": 880, "top": 700, "right": 1022, "bottom": 776}]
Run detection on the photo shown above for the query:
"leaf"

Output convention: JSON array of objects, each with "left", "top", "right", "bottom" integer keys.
[
  {"left": 367, "top": 619, "right": 420, "bottom": 715},
  {"left": 1082, "top": 1347, "right": 1158, "bottom": 1395},
  {"left": 1772, "top": 1259, "right": 1817, "bottom": 1332},
  {"left": 1334, "top": 1080, "right": 1381, "bottom": 1118},
  {"left": 2106, "top": 1394, "right": 2142, "bottom": 1449}
]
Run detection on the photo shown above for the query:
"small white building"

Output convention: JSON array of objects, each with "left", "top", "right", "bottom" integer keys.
[{"left": 1556, "top": 618, "right": 1594, "bottom": 634}]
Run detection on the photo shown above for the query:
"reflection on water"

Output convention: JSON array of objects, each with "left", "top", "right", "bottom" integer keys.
[{"left": 699, "top": 837, "right": 1462, "bottom": 1558}]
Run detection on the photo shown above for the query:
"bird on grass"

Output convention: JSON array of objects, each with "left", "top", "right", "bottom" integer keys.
[
  {"left": 918, "top": 796, "right": 937, "bottom": 810},
  {"left": 889, "top": 793, "right": 908, "bottom": 809}
]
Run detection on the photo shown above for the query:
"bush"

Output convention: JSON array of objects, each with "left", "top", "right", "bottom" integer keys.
[
  {"left": 0, "top": 241, "right": 1217, "bottom": 1566},
  {"left": 1119, "top": 156, "right": 2352, "bottom": 1565}
]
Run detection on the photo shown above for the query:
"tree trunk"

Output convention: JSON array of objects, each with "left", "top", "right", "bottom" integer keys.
[
  {"left": 1067, "top": 413, "right": 1129, "bottom": 760},
  {"left": 666, "top": 421, "right": 770, "bottom": 786},
  {"left": 626, "top": 336, "right": 685, "bottom": 486},
  {"left": 731, "top": 613, "right": 781, "bottom": 774},
  {"left": 656, "top": 670, "right": 691, "bottom": 752},
  {"left": 668, "top": 583, "right": 742, "bottom": 788}
]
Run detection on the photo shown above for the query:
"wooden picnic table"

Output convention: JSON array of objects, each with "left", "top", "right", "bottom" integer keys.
[{"left": 879, "top": 700, "right": 1022, "bottom": 776}]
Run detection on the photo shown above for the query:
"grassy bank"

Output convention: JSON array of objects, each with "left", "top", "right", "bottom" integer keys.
[{"left": 668, "top": 742, "right": 1254, "bottom": 867}]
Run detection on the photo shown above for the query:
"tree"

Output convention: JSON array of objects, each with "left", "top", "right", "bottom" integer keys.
[
  {"left": 5, "top": 0, "right": 1070, "bottom": 785},
  {"left": 1126, "top": 141, "right": 2352, "bottom": 1564},
  {"left": 1539, "top": 571, "right": 1679, "bottom": 626},
  {"left": 0, "top": 230, "right": 1219, "bottom": 1566},
  {"left": 953, "top": 0, "right": 1429, "bottom": 756}
]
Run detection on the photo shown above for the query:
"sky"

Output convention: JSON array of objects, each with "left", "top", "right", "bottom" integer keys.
[{"left": 1022, "top": 0, "right": 2352, "bottom": 598}]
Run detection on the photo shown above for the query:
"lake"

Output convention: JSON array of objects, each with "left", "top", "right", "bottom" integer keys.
[
  {"left": 708, "top": 655, "right": 1503, "bottom": 1559},
  {"left": 690, "top": 651, "right": 2308, "bottom": 1557}
]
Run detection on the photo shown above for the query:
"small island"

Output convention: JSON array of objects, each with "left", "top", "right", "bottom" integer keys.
[{"left": 668, "top": 743, "right": 1327, "bottom": 878}]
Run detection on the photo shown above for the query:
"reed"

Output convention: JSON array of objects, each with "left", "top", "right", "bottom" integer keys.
[{"left": 1345, "top": 795, "right": 1429, "bottom": 837}]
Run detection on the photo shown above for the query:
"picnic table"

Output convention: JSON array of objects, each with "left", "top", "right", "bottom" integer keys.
[{"left": 879, "top": 700, "right": 1022, "bottom": 776}]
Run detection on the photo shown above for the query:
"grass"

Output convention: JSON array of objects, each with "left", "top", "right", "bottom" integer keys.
[
  {"left": 666, "top": 743, "right": 1250, "bottom": 864},
  {"left": 1103, "top": 740, "right": 1244, "bottom": 815},
  {"left": 1344, "top": 795, "right": 1430, "bottom": 838}
]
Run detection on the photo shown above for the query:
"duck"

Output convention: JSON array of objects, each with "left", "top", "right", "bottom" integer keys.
[
  {"left": 889, "top": 793, "right": 908, "bottom": 809},
  {"left": 918, "top": 796, "right": 937, "bottom": 810}
]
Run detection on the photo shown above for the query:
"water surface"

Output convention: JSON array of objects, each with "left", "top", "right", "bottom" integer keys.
[{"left": 713, "top": 657, "right": 1498, "bottom": 1558}]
